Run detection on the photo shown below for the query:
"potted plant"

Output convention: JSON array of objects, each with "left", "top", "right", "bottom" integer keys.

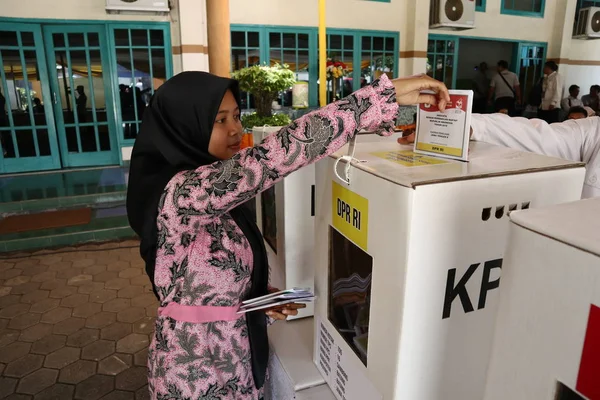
[{"left": 231, "top": 63, "right": 297, "bottom": 142}]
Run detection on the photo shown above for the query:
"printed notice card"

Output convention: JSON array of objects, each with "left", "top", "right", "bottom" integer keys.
[{"left": 414, "top": 89, "right": 473, "bottom": 162}]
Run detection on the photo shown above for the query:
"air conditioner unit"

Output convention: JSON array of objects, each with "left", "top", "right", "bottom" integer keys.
[
  {"left": 573, "top": 6, "right": 600, "bottom": 39},
  {"left": 106, "top": 0, "right": 170, "bottom": 13},
  {"left": 430, "top": 0, "right": 476, "bottom": 30}
]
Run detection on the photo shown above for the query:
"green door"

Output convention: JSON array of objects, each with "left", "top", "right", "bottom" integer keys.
[
  {"left": 44, "top": 25, "right": 119, "bottom": 168},
  {"left": 514, "top": 43, "right": 547, "bottom": 105},
  {"left": 427, "top": 35, "right": 459, "bottom": 89},
  {"left": 0, "top": 22, "right": 61, "bottom": 173}
]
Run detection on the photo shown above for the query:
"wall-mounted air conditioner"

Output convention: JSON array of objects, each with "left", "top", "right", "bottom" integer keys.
[
  {"left": 430, "top": 0, "right": 476, "bottom": 30},
  {"left": 573, "top": 7, "right": 600, "bottom": 39},
  {"left": 106, "top": 0, "right": 170, "bottom": 13}
]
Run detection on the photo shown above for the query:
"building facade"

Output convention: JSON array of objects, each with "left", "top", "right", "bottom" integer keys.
[{"left": 0, "top": 0, "right": 598, "bottom": 173}]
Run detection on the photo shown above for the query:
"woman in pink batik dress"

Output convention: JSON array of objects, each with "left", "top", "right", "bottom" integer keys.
[{"left": 126, "top": 71, "right": 449, "bottom": 400}]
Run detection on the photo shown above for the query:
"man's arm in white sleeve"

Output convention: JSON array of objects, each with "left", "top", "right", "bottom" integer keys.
[{"left": 470, "top": 114, "right": 599, "bottom": 163}]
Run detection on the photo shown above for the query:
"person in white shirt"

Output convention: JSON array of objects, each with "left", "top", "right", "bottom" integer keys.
[
  {"left": 561, "top": 85, "right": 584, "bottom": 113},
  {"left": 398, "top": 114, "right": 600, "bottom": 199},
  {"left": 488, "top": 60, "right": 521, "bottom": 117},
  {"left": 539, "top": 61, "right": 564, "bottom": 124}
]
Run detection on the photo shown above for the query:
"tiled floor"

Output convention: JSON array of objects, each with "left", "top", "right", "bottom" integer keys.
[{"left": 0, "top": 240, "right": 157, "bottom": 400}]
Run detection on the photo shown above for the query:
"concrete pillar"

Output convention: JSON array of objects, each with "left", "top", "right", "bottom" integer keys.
[
  {"left": 399, "top": 0, "right": 429, "bottom": 77},
  {"left": 176, "top": 0, "right": 210, "bottom": 72},
  {"left": 206, "top": 0, "right": 232, "bottom": 77}
]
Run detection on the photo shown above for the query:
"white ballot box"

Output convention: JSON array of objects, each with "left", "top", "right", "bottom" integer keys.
[
  {"left": 484, "top": 198, "right": 600, "bottom": 400},
  {"left": 252, "top": 126, "right": 316, "bottom": 319},
  {"left": 312, "top": 138, "right": 586, "bottom": 400}
]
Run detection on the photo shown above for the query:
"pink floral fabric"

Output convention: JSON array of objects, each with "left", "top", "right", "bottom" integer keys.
[{"left": 148, "top": 76, "right": 398, "bottom": 399}]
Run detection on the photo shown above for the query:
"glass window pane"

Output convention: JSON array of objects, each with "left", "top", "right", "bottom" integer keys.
[
  {"left": 343, "top": 35, "right": 354, "bottom": 50},
  {"left": 436, "top": 40, "right": 446, "bottom": 53},
  {"left": 248, "top": 32, "right": 259, "bottom": 47},
  {"left": 269, "top": 32, "right": 281, "bottom": 48},
  {"left": 1, "top": 130, "right": 16, "bottom": 158},
  {"left": 21, "top": 32, "right": 35, "bottom": 47},
  {"left": 87, "top": 32, "right": 100, "bottom": 47},
  {"left": 16, "top": 129, "right": 36, "bottom": 157},
  {"left": 37, "top": 129, "right": 50, "bottom": 156},
  {"left": 70, "top": 50, "right": 92, "bottom": 123},
  {"left": 385, "top": 37, "right": 394, "bottom": 52},
  {"left": 132, "top": 49, "right": 150, "bottom": 119},
  {"left": 298, "top": 33, "right": 309, "bottom": 49},
  {"left": 80, "top": 126, "right": 98, "bottom": 152},
  {"left": 329, "top": 35, "right": 342, "bottom": 50},
  {"left": 447, "top": 40, "right": 455, "bottom": 54},
  {"left": 116, "top": 49, "right": 135, "bottom": 122},
  {"left": 65, "top": 126, "right": 78, "bottom": 152},
  {"left": 98, "top": 124, "right": 111, "bottom": 151},
  {"left": 362, "top": 36, "right": 371, "bottom": 51},
  {"left": 427, "top": 40, "right": 435, "bottom": 53},
  {"left": 373, "top": 37, "right": 384, "bottom": 51},
  {"left": 149, "top": 30, "right": 164, "bottom": 47},
  {"left": 232, "top": 49, "right": 248, "bottom": 70},
  {"left": 0, "top": 31, "right": 18, "bottom": 47},
  {"left": 52, "top": 33, "right": 66, "bottom": 48},
  {"left": 231, "top": 31, "right": 246, "bottom": 47},
  {"left": 151, "top": 49, "right": 166, "bottom": 91},
  {"left": 114, "top": 29, "right": 129, "bottom": 46},
  {"left": 282, "top": 33, "right": 296, "bottom": 48},
  {"left": 67, "top": 33, "right": 85, "bottom": 47},
  {"left": 131, "top": 30, "right": 148, "bottom": 46}
]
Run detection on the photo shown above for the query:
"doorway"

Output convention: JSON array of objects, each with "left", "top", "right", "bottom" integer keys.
[
  {"left": 0, "top": 23, "right": 118, "bottom": 174},
  {"left": 427, "top": 36, "right": 547, "bottom": 110}
]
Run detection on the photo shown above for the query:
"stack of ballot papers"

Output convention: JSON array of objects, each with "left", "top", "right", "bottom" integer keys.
[{"left": 238, "top": 288, "right": 315, "bottom": 314}]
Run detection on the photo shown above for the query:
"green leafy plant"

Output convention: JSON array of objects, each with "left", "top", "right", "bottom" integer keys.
[
  {"left": 240, "top": 113, "right": 291, "bottom": 130},
  {"left": 231, "top": 63, "right": 296, "bottom": 125}
]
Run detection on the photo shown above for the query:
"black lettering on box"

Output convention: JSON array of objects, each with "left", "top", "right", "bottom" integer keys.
[
  {"left": 478, "top": 259, "right": 503, "bottom": 310},
  {"left": 442, "top": 264, "right": 478, "bottom": 319}
]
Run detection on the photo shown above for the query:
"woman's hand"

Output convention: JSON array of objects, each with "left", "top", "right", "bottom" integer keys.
[
  {"left": 265, "top": 303, "right": 307, "bottom": 320},
  {"left": 265, "top": 286, "right": 307, "bottom": 320},
  {"left": 391, "top": 74, "right": 451, "bottom": 111}
]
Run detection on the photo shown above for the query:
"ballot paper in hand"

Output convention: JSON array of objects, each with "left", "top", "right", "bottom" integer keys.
[{"left": 237, "top": 288, "right": 315, "bottom": 314}]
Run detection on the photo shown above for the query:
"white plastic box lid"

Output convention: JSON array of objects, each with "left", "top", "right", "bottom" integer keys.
[
  {"left": 509, "top": 198, "right": 600, "bottom": 257},
  {"left": 331, "top": 136, "right": 584, "bottom": 188}
]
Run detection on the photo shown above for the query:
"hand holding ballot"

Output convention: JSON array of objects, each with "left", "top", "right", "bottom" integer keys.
[
  {"left": 240, "top": 287, "right": 313, "bottom": 320},
  {"left": 391, "top": 74, "right": 451, "bottom": 110}
]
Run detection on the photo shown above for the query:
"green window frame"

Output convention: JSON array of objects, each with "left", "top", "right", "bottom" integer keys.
[
  {"left": 476, "top": 0, "right": 487, "bottom": 12},
  {"left": 325, "top": 29, "right": 399, "bottom": 101},
  {"left": 501, "top": 0, "right": 546, "bottom": 18},
  {"left": 426, "top": 36, "right": 459, "bottom": 89},
  {"left": 230, "top": 25, "right": 318, "bottom": 109},
  {"left": 107, "top": 23, "right": 173, "bottom": 146},
  {"left": 230, "top": 26, "right": 399, "bottom": 108}
]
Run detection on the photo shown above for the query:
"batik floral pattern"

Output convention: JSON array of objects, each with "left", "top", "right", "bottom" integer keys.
[{"left": 148, "top": 75, "right": 398, "bottom": 399}]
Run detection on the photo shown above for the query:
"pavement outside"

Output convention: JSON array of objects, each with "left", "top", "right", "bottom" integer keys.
[{"left": 0, "top": 240, "right": 157, "bottom": 400}]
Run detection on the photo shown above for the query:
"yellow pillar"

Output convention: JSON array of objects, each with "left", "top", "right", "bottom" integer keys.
[
  {"left": 319, "top": 0, "right": 327, "bottom": 106},
  {"left": 206, "top": 0, "right": 231, "bottom": 77}
]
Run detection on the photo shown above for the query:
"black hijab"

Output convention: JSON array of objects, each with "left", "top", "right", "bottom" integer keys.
[{"left": 126, "top": 71, "right": 269, "bottom": 389}]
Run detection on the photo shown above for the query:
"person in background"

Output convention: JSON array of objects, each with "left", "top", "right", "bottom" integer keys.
[
  {"left": 32, "top": 98, "right": 44, "bottom": 114},
  {"left": 582, "top": 85, "right": 600, "bottom": 113},
  {"left": 488, "top": 60, "right": 521, "bottom": 116},
  {"left": 561, "top": 84, "right": 583, "bottom": 113},
  {"left": 566, "top": 106, "right": 588, "bottom": 120},
  {"left": 75, "top": 85, "right": 87, "bottom": 122},
  {"left": 539, "top": 61, "right": 564, "bottom": 124},
  {"left": 473, "top": 62, "right": 489, "bottom": 114}
]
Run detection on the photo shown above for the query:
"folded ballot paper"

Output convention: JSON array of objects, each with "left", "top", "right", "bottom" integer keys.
[{"left": 237, "top": 288, "right": 315, "bottom": 314}]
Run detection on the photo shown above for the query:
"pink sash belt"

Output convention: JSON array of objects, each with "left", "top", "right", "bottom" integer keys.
[{"left": 157, "top": 302, "right": 241, "bottom": 323}]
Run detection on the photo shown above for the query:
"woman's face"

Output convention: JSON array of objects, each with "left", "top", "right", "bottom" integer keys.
[{"left": 208, "top": 90, "right": 243, "bottom": 160}]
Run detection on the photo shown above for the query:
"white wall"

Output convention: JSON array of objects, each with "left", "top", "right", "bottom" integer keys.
[{"left": 0, "top": 0, "right": 172, "bottom": 22}]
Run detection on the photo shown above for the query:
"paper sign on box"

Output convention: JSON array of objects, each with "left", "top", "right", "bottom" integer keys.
[{"left": 414, "top": 90, "right": 473, "bottom": 162}]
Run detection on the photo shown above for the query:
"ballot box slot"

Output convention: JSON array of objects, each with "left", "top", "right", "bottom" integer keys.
[{"left": 328, "top": 226, "right": 373, "bottom": 366}]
